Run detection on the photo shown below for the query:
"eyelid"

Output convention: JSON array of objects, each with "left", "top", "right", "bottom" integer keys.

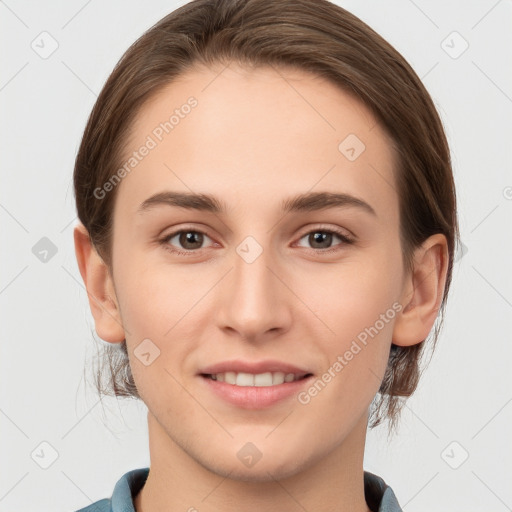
[{"left": 295, "top": 223, "right": 355, "bottom": 241}]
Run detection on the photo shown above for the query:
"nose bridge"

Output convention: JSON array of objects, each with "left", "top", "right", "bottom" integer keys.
[
  {"left": 219, "top": 234, "right": 289, "bottom": 337},
  {"left": 234, "top": 234, "right": 278, "bottom": 309}
]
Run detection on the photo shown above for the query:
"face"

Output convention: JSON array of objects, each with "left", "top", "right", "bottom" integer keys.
[{"left": 109, "top": 63, "right": 407, "bottom": 480}]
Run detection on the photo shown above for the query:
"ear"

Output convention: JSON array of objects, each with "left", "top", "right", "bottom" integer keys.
[
  {"left": 392, "top": 233, "right": 449, "bottom": 347},
  {"left": 73, "top": 222, "right": 125, "bottom": 344}
]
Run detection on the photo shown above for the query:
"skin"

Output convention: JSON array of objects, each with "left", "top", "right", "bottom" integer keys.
[{"left": 74, "top": 63, "right": 449, "bottom": 512}]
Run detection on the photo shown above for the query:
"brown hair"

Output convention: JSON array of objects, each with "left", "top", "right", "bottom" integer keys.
[{"left": 74, "top": 0, "right": 459, "bottom": 435}]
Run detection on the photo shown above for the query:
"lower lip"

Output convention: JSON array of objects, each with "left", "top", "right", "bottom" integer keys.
[{"left": 200, "top": 375, "right": 314, "bottom": 409}]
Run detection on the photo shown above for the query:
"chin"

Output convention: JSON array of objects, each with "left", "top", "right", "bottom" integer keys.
[
  {"left": 198, "top": 447, "right": 314, "bottom": 483},
  {"left": 211, "top": 460, "right": 307, "bottom": 483}
]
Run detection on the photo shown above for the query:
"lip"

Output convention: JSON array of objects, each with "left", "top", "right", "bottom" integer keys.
[
  {"left": 197, "top": 359, "right": 314, "bottom": 409},
  {"left": 198, "top": 359, "right": 311, "bottom": 377},
  {"left": 199, "top": 374, "right": 314, "bottom": 409}
]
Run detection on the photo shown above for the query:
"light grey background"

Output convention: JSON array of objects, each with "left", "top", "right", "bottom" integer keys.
[{"left": 1, "top": 0, "right": 511, "bottom": 510}]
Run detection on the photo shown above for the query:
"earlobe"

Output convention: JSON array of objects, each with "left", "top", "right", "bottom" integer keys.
[
  {"left": 73, "top": 223, "right": 125, "bottom": 344},
  {"left": 392, "top": 233, "right": 449, "bottom": 347}
]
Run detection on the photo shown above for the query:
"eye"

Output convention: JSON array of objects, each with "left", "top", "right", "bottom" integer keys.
[
  {"left": 159, "top": 225, "right": 355, "bottom": 256},
  {"left": 159, "top": 228, "right": 214, "bottom": 255},
  {"left": 296, "top": 227, "right": 354, "bottom": 253}
]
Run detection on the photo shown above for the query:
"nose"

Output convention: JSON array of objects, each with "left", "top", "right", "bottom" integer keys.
[{"left": 215, "top": 238, "right": 293, "bottom": 342}]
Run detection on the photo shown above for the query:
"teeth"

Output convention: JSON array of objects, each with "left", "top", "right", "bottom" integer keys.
[
  {"left": 271, "top": 372, "right": 285, "bottom": 385},
  {"left": 236, "top": 372, "right": 255, "bottom": 386},
  {"left": 210, "top": 371, "right": 302, "bottom": 386},
  {"left": 225, "top": 372, "right": 236, "bottom": 385}
]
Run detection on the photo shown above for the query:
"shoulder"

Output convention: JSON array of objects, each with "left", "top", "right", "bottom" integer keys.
[
  {"left": 364, "top": 470, "right": 403, "bottom": 512},
  {"left": 71, "top": 467, "right": 149, "bottom": 512}
]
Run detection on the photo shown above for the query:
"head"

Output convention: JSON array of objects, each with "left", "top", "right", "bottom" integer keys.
[{"left": 73, "top": 0, "right": 458, "bottom": 476}]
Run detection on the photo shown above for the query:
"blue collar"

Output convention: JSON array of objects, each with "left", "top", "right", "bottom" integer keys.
[{"left": 75, "top": 467, "right": 403, "bottom": 512}]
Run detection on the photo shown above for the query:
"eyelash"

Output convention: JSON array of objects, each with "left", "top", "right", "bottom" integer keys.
[{"left": 158, "top": 225, "right": 355, "bottom": 257}]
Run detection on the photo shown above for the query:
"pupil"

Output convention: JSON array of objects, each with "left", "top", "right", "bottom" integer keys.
[
  {"left": 181, "top": 231, "right": 202, "bottom": 249},
  {"left": 311, "top": 232, "right": 331, "bottom": 248}
]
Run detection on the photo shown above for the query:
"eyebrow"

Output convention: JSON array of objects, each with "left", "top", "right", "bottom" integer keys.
[{"left": 137, "top": 191, "right": 377, "bottom": 217}]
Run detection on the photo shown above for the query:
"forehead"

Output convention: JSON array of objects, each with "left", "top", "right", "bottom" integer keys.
[{"left": 115, "top": 62, "right": 399, "bottom": 223}]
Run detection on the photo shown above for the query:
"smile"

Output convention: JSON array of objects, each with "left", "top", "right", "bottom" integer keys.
[
  {"left": 205, "top": 371, "right": 310, "bottom": 386},
  {"left": 200, "top": 372, "right": 314, "bottom": 409}
]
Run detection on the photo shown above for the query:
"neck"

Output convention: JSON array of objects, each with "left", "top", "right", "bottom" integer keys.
[{"left": 134, "top": 411, "right": 372, "bottom": 512}]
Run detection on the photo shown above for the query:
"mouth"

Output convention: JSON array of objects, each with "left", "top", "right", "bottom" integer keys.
[
  {"left": 197, "top": 360, "right": 315, "bottom": 409},
  {"left": 201, "top": 371, "right": 313, "bottom": 387}
]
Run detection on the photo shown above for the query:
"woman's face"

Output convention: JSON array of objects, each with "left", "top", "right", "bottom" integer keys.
[{"left": 109, "top": 63, "right": 408, "bottom": 480}]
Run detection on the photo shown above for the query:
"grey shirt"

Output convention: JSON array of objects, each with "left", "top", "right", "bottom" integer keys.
[{"left": 74, "top": 467, "right": 403, "bottom": 512}]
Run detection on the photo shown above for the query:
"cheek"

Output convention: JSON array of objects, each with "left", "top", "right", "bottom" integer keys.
[
  {"left": 295, "top": 253, "right": 400, "bottom": 395},
  {"left": 296, "top": 274, "right": 397, "bottom": 428},
  {"left": 114, "top": 255, "right": 195, "bottom": 334},
  {"left": 302, "top": 255, "right": 400, "bottom": 338},
  {"left": 115, "top": 259, "right": 202, "bottom": 382}
]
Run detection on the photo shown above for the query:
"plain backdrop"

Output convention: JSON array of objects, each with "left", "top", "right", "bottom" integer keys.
[{"left": 1, "top": 1, "right": 511, "bottom": 511}]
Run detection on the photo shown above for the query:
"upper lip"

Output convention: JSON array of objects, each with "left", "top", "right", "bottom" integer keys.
[{"left": 199, "top": 359, "right": 312, "bottom": 377}]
